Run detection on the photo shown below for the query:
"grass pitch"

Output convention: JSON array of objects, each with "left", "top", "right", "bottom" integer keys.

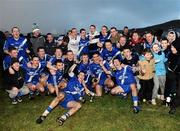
[{"left": 0, "top": 88, "right": 180, "bottom": 131}]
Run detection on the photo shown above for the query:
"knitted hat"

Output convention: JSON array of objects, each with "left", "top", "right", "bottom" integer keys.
[{"left": 32, "top": 23, "right": 40, "bottom": 32}]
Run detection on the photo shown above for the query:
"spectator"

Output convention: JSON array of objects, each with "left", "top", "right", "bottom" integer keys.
[
  {"left": 30, "top": 24, "right": 45, "bottom": 56},
  {"left": 44, "top": 33, "right": 57, "bottom": 56}
]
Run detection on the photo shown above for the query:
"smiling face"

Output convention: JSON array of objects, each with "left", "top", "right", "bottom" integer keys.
[
  {"left": 80, "top": 30, "right": 86, "bottom": 38},
  {"left": 46, "top": 34, "right": 53, "bottom": 43},
  {"left": 167, "top": 32, "right": 176, "bottom": 44},
  {"left": 105, "top": 41, "right": 112, "bottom": 51},
  {"left": 78, "top": 72, "right": 85, "bottom": 82},
  {"left": 144, "top": 52, "right": 152, "bottom": 60},
  {"left": 132, "top": 32, "right": 139, "bottom": 42},
  {"left": 89, "top": 25, "right": 96, "bottom": 34},
  {"left": 110, "top": 28, "right": 117, "bottom": 37},
  {"left": 56, "top": 62, "right": 64, "bottom": 70},
  {"left": 152, "top": 44, "right": 160, "bottom": 53},
  {"left": 32, "top": 57, "right": 40, "bottom": 67},
  {"left": 92, "top": 54, "right": 100, "bottom": 63},
  {"left": 161, "top": 40, "right": 169, "bottom": 50},
  {"left": 10, "top": 49, "right": 18, "bottom": 58},
  {"left": 145, "top": 33, "right": 154, "bottom": 43},
  {"left": 12, "top": 27, "right": 20, "bottom": 39},
  {"left": 101, "top": 26, "right": 107, "bottom": 36},
  {"left": 81, "top": 55, "right": 89, "bottom": 63},
  {"left": 113, "top": 59, "right": 121, "bottom": 68},
  {"left": 12, "top": 62, "right": 20, "bottom": 71},
  {"left": 67, "top": 51, "right": 74, "bottom": 61},
  {"left": 123, "top": 48, "right": 132, "bottom": 59},
  {"left": 119, "top": 36, "right": 126, "bottom": 46},
  {"left": 55, "top": 48, "right": 62, "bottom": 58}
]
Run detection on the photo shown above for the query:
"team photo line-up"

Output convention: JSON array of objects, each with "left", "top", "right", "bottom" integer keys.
[{"left": 1, "top": 24, "right": 180, "bottom": 126}]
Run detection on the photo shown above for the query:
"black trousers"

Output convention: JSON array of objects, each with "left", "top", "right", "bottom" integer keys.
[
  {"left": 166, "top": 71, "right": 180, "bottom": 108},
  {"left": 139, "top": 79, "right": 154, "bottom": 101}
]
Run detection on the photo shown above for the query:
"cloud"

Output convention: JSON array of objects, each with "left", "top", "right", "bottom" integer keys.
[{"left": 0, "top": 0, "right": 179, "bottom": 34}]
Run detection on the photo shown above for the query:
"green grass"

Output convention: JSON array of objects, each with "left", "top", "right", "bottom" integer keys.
[{"left": 0, "top": 89, "right": 180, "bottom": 131}]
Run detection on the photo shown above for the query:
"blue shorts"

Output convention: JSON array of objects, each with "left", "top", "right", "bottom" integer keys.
[
  {"left": 59, "top": 93, "right": 75, "bottom": 109},
  {"left": 120, "top": 84, "right": 131, "bottom": 93}
]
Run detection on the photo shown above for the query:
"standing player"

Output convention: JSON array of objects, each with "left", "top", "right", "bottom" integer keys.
[
  {"left": 101, "top": 40, "right": 122, "bottom": 64},
  {"left": 77, "top": 28, "right": 89, "bottom": 60},
  {"left": 3, "top": 27, "right": 30, "bottom": 61}
]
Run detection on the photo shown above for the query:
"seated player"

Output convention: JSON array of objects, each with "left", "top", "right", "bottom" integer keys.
[
  {"left": 47, "top": 60, "right": 64, "bottom": 95},
  {"left": 36, "top": 72, "right": 90, "bottom": 126},
  {"left": 89, "top": 53, "right": 114, "bottom": 96},
  {"left": 111, "top": 58, "right": 140, "bottom": 113},
  {"left": 22, "top": 56, "right": 46, "bottom": 99},
  {"left": 37, "top": 47, "right": 52, "bottom": 87},
  {"left": 78, "top": 54, "right": 91, "bottom": 87},
  {"left": 4, "top": 58, "right": 29, "bottom": 104}
]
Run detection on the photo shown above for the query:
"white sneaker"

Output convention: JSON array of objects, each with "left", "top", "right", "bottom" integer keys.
[
  {"left": 151, "top": 99, "right": 157, "bottom": 105},
  {"left": 157, "top": 94, "right": 161, "bottom": 100},
  {"left": 143, "top": 99, "right": 146, "bottom": 103}
]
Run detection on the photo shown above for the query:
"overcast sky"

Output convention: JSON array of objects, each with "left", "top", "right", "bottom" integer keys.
[{"left": 0, "top": 0, "right": 179, "bottom": 34}]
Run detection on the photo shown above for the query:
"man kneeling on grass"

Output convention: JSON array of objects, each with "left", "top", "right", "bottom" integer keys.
[
  {"left": 4, "top": 58, "right": 29, "bottom": 104},
  {"left": 36, "top": 71, "right": 92, "bottom": 125},
  {"left": 110, "top": 58, "right": 140, "bottom": 113}
]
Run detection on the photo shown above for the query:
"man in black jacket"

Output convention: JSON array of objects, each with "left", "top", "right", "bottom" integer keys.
[
  {"left": 167, "top": 36, "right": 180, "bottom": 114},
  {"left": 5, "top": 58, "right": 29, "bottom": 104}
]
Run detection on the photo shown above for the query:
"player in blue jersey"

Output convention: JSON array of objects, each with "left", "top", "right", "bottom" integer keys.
[
  {"left": 37, "top": 47, "right": 52, "bottom": 88},
  {"left": 111, "top": 58, "right": 140, "bottom": 113},
  {"left": 3, "top": 47, "right": 28, "bottom": 70},
  {"left": 89, "top": 53, "right": 114, "bottom": 96},
  {"left": 77, "top": 28, "right": 89, "bottom": 60},
  {"left": 97, "top": 26, "right": 111, "bottom": 51},
  {"left": 101, "top": 40, "right": 123, "bottom": 64},
  {"left": 48, "top": 47, "right": 64, "bottom": 65},
  {"left": 36, "top": 72, "right": 90, "bottom": 125},
  {"left": 22, "top": 56, "right": 47, "bottom": 99},
  {"left": 47, "top": 60, "right": 65, "bottom": 95},
  {"left": 77, "top": 54, "right": 91, "bottom": 84},
  {"left": 3, "top": 47, "right": 18, "bottom": 70},
  {"left": 3, "top": 27, "right": 30, "bottom": 61}
]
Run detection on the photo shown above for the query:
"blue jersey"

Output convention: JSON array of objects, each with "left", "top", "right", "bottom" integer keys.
[
  {"left": 3, "top": 55, "right": 28, "bottom": 70},
  {"left": 101, "top": 47, "right": 122, "bottom": 62},
  {"left": 78, "top": 62, "right": 91, "bottom": 83},
  {"left": 48, "top": 55, "right": 64, "bottom": 65},
  {"left": 64, "top": 76, "right": 85, "bottom": 101},
  {"left": 22, "top": 63, "right": 45, "bottom": 84},
  {"left": 78, "top": 37, "right": 89, "bottom": 57},
  {"left": 3, "top": 36, "right": 28, "bottom": 59},
  {"left": 39, "top": 54, "right": 51, "bottom": 67},
  {"left": 47, "top": 69, "right": 64, "bottom": 86},
  {"left": 99, "top": 33, "right": 111, "bottom": 45},
  {"left": 112, "top": 65, "right": 136, "bottom": 86},
  {"left": 89, "top": 61, "right": 110, "bottom": 86}
]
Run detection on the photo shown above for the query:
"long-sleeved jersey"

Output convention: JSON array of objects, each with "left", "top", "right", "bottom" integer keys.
[
  {"left": 101, "top": 47, "right": 122, "bottom": 62},
  {"left": 3, "top": 36, "right": 28, "bottom": 59}
]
